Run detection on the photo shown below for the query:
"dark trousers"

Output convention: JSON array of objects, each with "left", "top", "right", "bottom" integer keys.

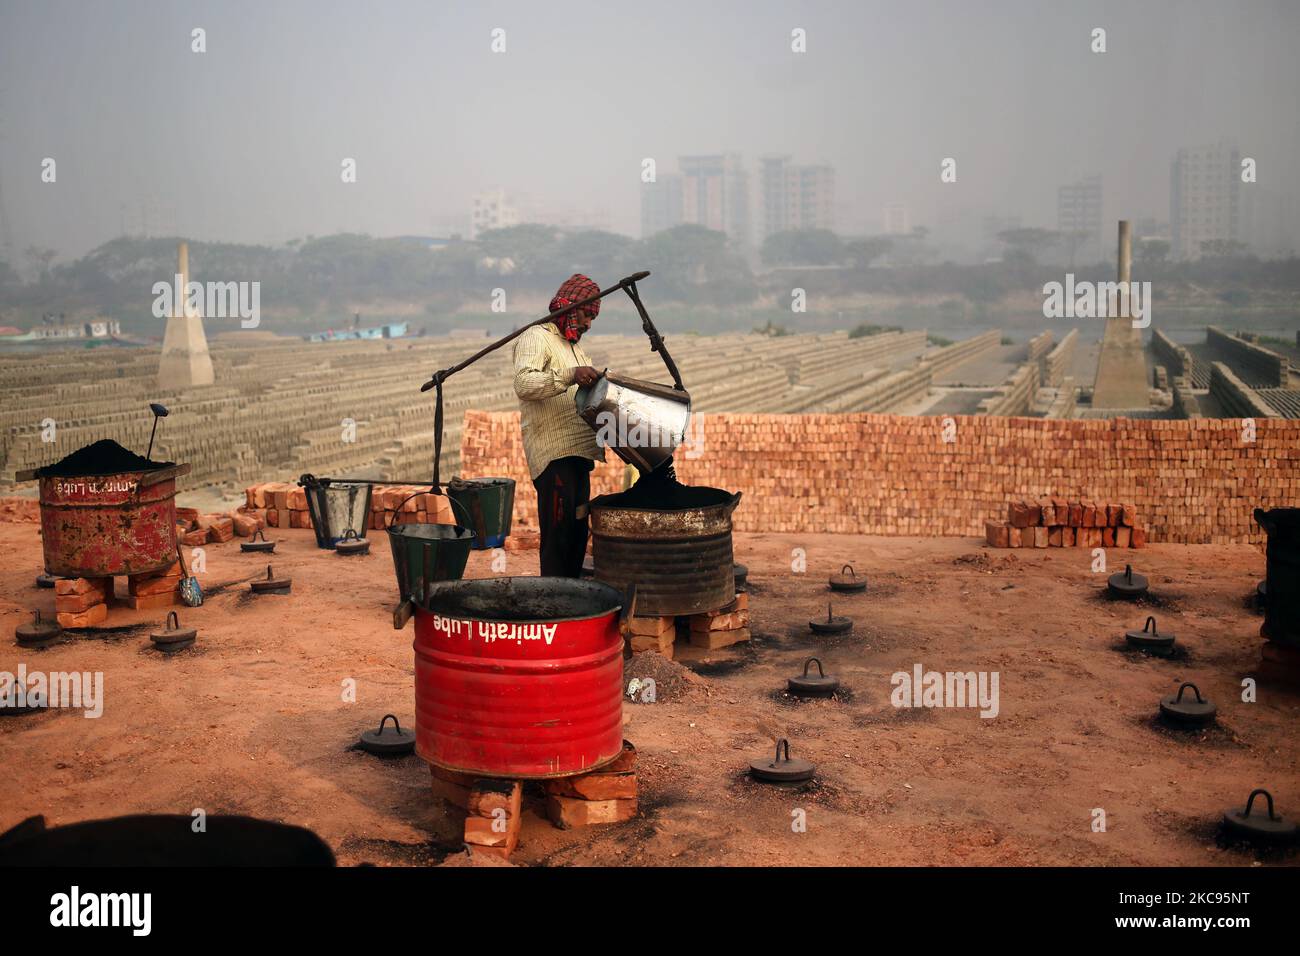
[{"left": 533, "top": 456, "right": 592, "bottom": 578}]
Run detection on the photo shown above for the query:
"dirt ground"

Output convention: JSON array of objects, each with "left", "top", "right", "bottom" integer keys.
[{"left": 2, "top": 520, "right": 1296, "bottom": 867}]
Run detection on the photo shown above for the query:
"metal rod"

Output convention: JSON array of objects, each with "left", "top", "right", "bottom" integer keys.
[{"left": 419, "top": 271, "right": 650, "bottom": 393}]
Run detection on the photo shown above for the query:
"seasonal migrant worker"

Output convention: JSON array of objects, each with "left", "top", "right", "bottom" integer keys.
[{"left": 513, "top": 273, "right": 606, "bottom": 578}]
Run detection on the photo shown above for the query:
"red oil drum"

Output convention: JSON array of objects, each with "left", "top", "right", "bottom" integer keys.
[
  {"left": 413, "top": 576, "right": 628, "bottom": 779},
  {"left": 37, "top": 465, "right": 187, "bottom": 577}
]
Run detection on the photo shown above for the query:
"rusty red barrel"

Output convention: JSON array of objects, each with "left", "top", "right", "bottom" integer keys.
[
  {"left": 413, "top": 577, "right": 627, "bottom": 779},
  {"left": 36, "top": 463, "right": 188, "bottom": 577}
]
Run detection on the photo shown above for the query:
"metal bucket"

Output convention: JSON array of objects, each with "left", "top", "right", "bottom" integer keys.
[
  {"left": 301, "top": 478, "right": 372, "bottom": 549},
  {"left": 446, "top": 476, "right": 515, "bottom": 550},
  {"left": 37, "top": 466, "right": 185, "bottom": 577},
  {"left": 590, "top": 487, "right": 740, "bottom": 616},
  {"left": 413, "top": 576, "right": 627, "bottom": 779},
  {"left": 1255, "top": 508, "right": 1300, "bottom": 646},
  {"left": 387, "top": 522, "right": 474, "bottom": 603},
  {"left": 576, "top": 372, "right": 691, "bottom": 473}
]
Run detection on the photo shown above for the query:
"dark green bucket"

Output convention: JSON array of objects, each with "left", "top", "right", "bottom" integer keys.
[
  {"left": 386, "top": 523, "right": 474, "bottom": 604},
  {"left": 447, "top": 477, "right": 516, "bottom": 550}
]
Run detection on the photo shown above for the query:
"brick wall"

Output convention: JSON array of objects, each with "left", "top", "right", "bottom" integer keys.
[{"left": 461, "top": 410, "right": 1300, "bottom": 545}]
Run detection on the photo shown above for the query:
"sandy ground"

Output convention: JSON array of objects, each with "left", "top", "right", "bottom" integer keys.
[{"left": 1, "top": 520, "right": 1296, "bottom": 867}]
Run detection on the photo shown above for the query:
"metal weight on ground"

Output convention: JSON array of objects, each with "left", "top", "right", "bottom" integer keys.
[
  {"left": 1158, "top": 682, "right": 1215, "bottom": 728},
  {"left": 358, "top": 715, "right": 417, "bottom": 756},
  {"left": 828, "top": 563, "right": 867, "bottom": 593},
  {"left": 787, "top": 657, "right": 839, "bottom": 698},
  {"left": 150, "top": 610, "right": 197, "bottom": 653},
  {"left": 1222, "top": 789, "right": 1297, "bottom": 844},
  {"left": 749, "top": 738, "right": 816, "bottom": 784},
  {"left": 1125, "top": 615, "right": 1174, "bottom": 655},
  {"left": 809, "top": 603, "right": 852, "bottom": 635},
  {"left": 250, "top": 565, "right": 291, "bottom": 595},
  {"left": 240, "top": 529, "right": 275, "bottom": 554},
  {"left": 1108, "top": 564, "right": 1149, "bottom": 599}
]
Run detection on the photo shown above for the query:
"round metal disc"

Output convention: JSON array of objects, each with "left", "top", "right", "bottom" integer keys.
[
  {"left": 335, "top": 539, "right": 370, "bottom": 555},
  {"left": 788, "top": 675, "right": 839, "bottom": 697},
  {"left": 1108, "top": 569, "right": 1149, "bottom": 596},
  {"left": 251, "top": 579, "right": 291, "bottom": 593},
  {"left": 240, "top": 541, "right": 275, "bottom": 553},
  {"left": 1222, "top": 809, "right": 1297, "bottom": 842},
  {"left": 750, "top": 757, "right": 816, "bottom": 783},
  {"left": 151, "top": 634, "right": 196, "bottom": 653},
  {"left": 810, "top": 616, "right": 852, "bottom": 635},
  {"left": 16, "top": 622, "right": 61, "bottom": 646},
  {"left": 828, "top": 575, "right": 867, "bottom": 593},
  {"left": 35, "top": 573, "right": 56, "bottom": 589},
  {"left": 151, "top": 627, "right": 198, "bottom": 644},
  {"left": 1125, "top": 628, "right": 1174, "bottom": 649},
  {"left": 1159, "top": 696, "right": 1216, "bottom": 726},
  {"left": 359, "top": 726, "right": 416, "bottom": 756},
  {"left": 733, "top": 563, "right": 748, "bottom": 587}
]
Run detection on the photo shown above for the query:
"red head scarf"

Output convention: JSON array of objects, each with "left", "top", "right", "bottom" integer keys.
[{"left": 548, "top": 274, "right": 600, "bottom": 342}]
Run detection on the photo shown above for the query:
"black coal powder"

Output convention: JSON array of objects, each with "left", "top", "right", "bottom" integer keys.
[
  {"left": 594, "top": 463, "right": 732, "bottom": 511},
  {"left": 38, "top": 439, "right": 172, "bottom": 477}
]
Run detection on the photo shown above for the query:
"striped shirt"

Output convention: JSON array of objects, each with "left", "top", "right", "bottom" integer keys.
[{"left": 512, "top": 322, "right": 606, "bottom": 480}]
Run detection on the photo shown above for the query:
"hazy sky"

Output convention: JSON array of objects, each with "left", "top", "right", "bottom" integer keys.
[{"left": 2, "top": 0, "right": 1298, "bottom": 260}]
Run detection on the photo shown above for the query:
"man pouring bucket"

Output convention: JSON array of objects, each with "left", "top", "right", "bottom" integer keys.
[{"left": 513, "top": 274, "right": 606, "bottom": 577}]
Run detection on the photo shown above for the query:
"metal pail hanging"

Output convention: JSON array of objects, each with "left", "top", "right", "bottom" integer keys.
[
  {"left": 301, "top": 478, "right": 373, "bottom": 549},
  {"left": 387, "top": 523, "right": 475, "bottom": 603},
  {"left": 446, "top": 477, "right": 516, "bottom": 549}
]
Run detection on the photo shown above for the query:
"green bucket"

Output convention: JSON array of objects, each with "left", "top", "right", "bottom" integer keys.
[
  {"left": 447, "top": 477, "right": 516, "bottom": 550},
  {"left": 386, "top": 522, "right": 475, "bottom": 604}
]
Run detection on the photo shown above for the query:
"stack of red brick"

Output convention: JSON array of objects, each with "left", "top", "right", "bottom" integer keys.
[
  {"left": 54, "top": 561, "right": 184, "bottom": 627},
  {"left": 242, "top": 482, "right": 455, "bottom": 532},
  {"left": 461, "top": 410, "right": 1300, "bottom": 545},
  {"left": 429, "top": 743, "right": 638, "bottom": 859},
  {"left": 626, "top": 591, "right": 750, "bottom": 658},
  {"left": 175, "top": 506, "right": 265, "bottom": 547},
  {"left": 986, "top": 498, "right": 1148, "bottom": 549}
]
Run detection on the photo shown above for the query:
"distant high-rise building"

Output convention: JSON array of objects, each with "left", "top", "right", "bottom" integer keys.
[
  {"left": 1241, "top": 186, "right": 1298, "bottom": 259},
  {"left": 640, "top": 173, "right": 683, "bottom": 238},
  {"left": 882, "top": 202, "right": 910, "bottom": 236},
  {"left": 680, "top": 153, "right": 751, "bottom": 246},
  {"left": 1057, "top": 175, "right": 1103, "bottom": 265},
  {"left": 1170, "top": 141, "right": 1240, "bottom": 259},
  {"left": 759, "top": 155, "right": 835, "bottom": 239},
  {"left": 470, "top": 188, "right": 519, "bottom": 239}
]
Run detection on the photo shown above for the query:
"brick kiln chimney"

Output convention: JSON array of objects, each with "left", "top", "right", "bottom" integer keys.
[
  {"left": 158, "top": 240, "right": 215, "bottom": 390},
  {"left": 1091, "top": 221, "right": 1150, "bottom": 409}
]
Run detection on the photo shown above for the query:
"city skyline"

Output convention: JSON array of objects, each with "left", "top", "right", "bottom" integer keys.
[{"left": 2, "top": 0, "right": 1298, "bottom": 262}]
